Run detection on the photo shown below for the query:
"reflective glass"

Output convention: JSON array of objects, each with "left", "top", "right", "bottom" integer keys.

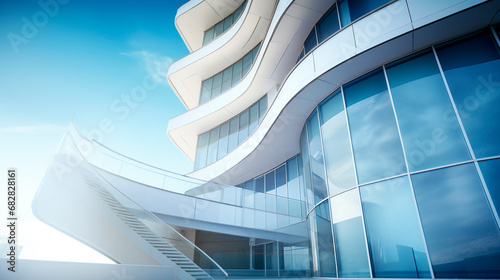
[
  {"left": 206, "top": 127, "right": 219, "bottom": 165},
  {"left": 244, "top": 180, "right": 254, "bottom": 208},
  {"left": 315, "top": 201, "right": 337, "bottom": 277},
  {"left": 217, "top": 122, "right": 229, "bottom": 159},
  {"left": 221, "top": 66, "right": 233, "bottom": 92},
  {"left": 478, "top": 158, "right": 500, "bottom": 214},
  {"left": 344, "top": 69, "right": 406, "bottom": 184},
  {"left": 255, "top": 210, "right": 266, "bottom": 229},
  {"left": 194, "top": 132, "right": 209, "bottom": 170},
  {"left": 437, "top": 32, "right": 500, "bottom": 158},
  {"left": 266, "top": 213, "right": 277, "bottom": 229},
  {"left": 360, "top": 176, "right": 431, "bottom": 278},
  {"left": 277, "top": 196, "right": 288, "bottom": 215},
  {"left": 252, "top": 43, "right": 260, "bottom": 61},
  {"left": 199, "top": 78, "right": 212, "bottom": 105},
  {"left": 307, "top": 110, "right": 328, "bottom": 203},
  {"left": 227, "top": 117, "right": 239, "bottom": 152},
  {"left": 276, "top": 165, "right": 287, "bottom": 197},
  {"left": 232, "top": 60, "right": 242, "bottom": 86},
  {"left": 255, "top": 176, "right": 265, "bottom": 210},
  {"left": 211, "top": 72, "right": 222, "bottom": 98},
  {"left": 300, "top": 128, "right": 315, "bottom": 209},
  {"left": 214, "top": 21, "right": 223, "bottom": 37},
  {"left": 248, "top": 102, "right": 259, "bottom": 135},
  {"left": 339, "top": 0, "right": 390, "bottom": 26},
  {"left": 242, "top": 52, "right": 252, "bottom": 76},
  {"left": 223, "top": 15, "right": 233, "bottom": 30},
  {"left": 288, "top": 199, "right": 301, "bottom": 217},
  {"left": 331, "top": 190, "right": 370, "bottom": 278},
  {"left": 255, "top": 176, "right": 265, "bottom": 193},
  {"left": 238, "top": 109, "right": 249, "bottom": 145},
  {"left": 387, "top": 51, "right": 470, "bottom": 171},
  {"left": 203, "top": 27, "right": 214, "bottom": 45},
  {"left": 319, "top": 90, "right": 356, "bottom": 195},
  {"left": 222, "top": 187, "right": 236, "bottom": 205},
  {"left": 287, "top": 157, "right": 300, "bottom": 200},
  {"left": 304, "top": 28, "right": 318, "bottom": 54},
  {"left": 266, "top": 194, "right": 276, "bottom": 213},
  {"left": 338, "top": 0, "right": 351, "bottom": 27},
  {"left": 259, "top": 95, "right": 267, "bottom": 123},
  {"left": 411, "top": 164, "right": 500, "bottom": 278},
  {"left": 265, "top": 170, "right": 276, "bottom": 195},
  {"left": 316, "top": 4, "right": 340, "bottom": 43},
  {"left": 233, "top": 5, "right": 242, "bottom": 22},
  {"left": 253, "top": 244, "right": 265, "bottom": 269}
]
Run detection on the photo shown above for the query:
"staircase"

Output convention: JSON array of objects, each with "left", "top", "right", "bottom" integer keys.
[{"left": 84, "top": 175, "right": 214, "bottom": 280}]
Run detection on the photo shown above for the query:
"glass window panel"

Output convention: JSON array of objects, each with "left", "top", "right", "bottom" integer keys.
[
  {"left": 344, "top": 69, "right": 406, "bottom": 184},
  {"left": 314, "top": 201, "right": 337, "bottom": 277},
  {"left": 253, "top": 244, "right": 265, "bottom": 269},
  {"left": 265, "top": 170, "right": 276, "bottom": 195},
  {"left": 211, "top": 72, "right": 222, "bottom": 98},
  {"left": 255, "top": 210, "right": 266, "bottom": 229},
  {"left": 278, "top": 214, "right": 289, "bottom": 228},
  {"left": 255, "top": 176, "right": 265, "bottom": 193},
  {"left": 276, "top": 165, "right": 287, "bottom": 197},
  {"left": 203, "top": 27, "right": 214, "bottom": 46},
  {"left": 259, "top": 95, "right": 267, "bottom": 123},
  {"left": 223, "top": 15, "right": 233, "bottom": 31},
  {"left": 244, "top": 189, "right": 254, "bottom": 208},
  {"left": 304, "top": 27, "right": 318, "bottom": 54},
  {"left": 248, "top": 102, "right": 259, "bottom": 135},
  {"left": 478, "top": 158, "right": 500, "bottom": 214},
  {"left": 287, "top": 157, "right": 300, "bottom": 200},
  {"left": 252, "top": 43, "right": 260, "bottom": 61},
  {"left": 217, "top": 122, "right": 229, "bottom": 160},
  {"left": 288, "top": 199, "right": 301, "bottom": 217},
  {"left": 319, "top": 90, "right": 356, "bottom": 195},
  {"left": 411, "top": 164, "right": 500, "bottom": 278},
  {"left": 339, "top": 0, "right": 390, "bottom": 25},
  {"left": 300, "top": 128, "right": 315, "bottom": 210},
  {"left": 214, "top": 21, "right": 223, "bottom": 37},
  {"left": 387, "top": 51, "right": 471, "bottom": 171},
  {"left": 437, "top": 32, "right": 500, "bottom": 158},
  {"left": 221, "top": 66, "right": 233, "bottom": 92},
  {"left": 360, "top": 176, "right": 431, "bottom": 278},
  {"left": 255, "top": 193, "right": 265, "bottom": 211},
  {"left": 199, "top": 78, "right": 212, "bottom": 105},
  {"left": 222, "top": 187, "right": 236, "bottom": 205},
  {"left": 243, "top": 208, "right": 255, "bottom": 228},
  {"left": 338, "top": 0, "right": 351, "bottom": 27},
  {"left": 266, "top": 213, "right": 277, "bottom": 230},
  {"left": 316, "top": 5, "right": 340, "bottom": 43},
  {"left": 206, "top": 127, "right": 219, "bottom": 165},
  {"left": 331, "top": 190, "right": 370, "bottom": 278},
  {"left": 233, "top": 5, "right": 242, "bottom": 22},
  {"left": 232, "top": 60, "right": 242, "bottom": 86},
  {"left": 194, "top": 132, "right": 209, "bottom": 170},
  {"left": 242, "top": 52, "right": 253, "bottom": 76},
  {"left": 227, "top": 117, "right": 239, "bottom": 152},
  {"left": 266, "top": 194, "right": 276, "bottom": 213},
  {"left": 238, "top": 109, "right": 249, "bottom": 145},
  {"left": 307, "top": 109, "right": 328, "bottom": 204}
]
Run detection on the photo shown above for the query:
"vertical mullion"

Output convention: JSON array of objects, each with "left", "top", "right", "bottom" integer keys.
[
  {"left": 490, "top": 25, "right": 500, "bottom": 48},
  {"left": 382, "top": 65, "right": 435, "bottom": 279},
  {"left": 341, "top": 85, "right": 374, "bottom": 278}
]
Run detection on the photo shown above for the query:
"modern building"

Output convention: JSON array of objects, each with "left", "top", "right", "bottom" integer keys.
[{"left": 33, "top": 0, "right": 500, "bottom": 279}]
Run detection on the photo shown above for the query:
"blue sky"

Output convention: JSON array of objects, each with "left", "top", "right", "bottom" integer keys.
[{"left": 0, "top": 0, "right": 192, "bottom": 262}]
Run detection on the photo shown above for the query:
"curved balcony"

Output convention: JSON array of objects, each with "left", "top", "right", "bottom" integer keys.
[
  {"left": 187, "top": 0, "right": 497, "bottom": 185},
  {"left": 168, "top": 0, "right": 334, "bottom": 162},
  {"left": 169, "top": 0, "right": 276, "bottom": 109}
]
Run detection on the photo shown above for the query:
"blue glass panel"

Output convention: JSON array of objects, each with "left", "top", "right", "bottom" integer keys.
[
  {"left": 227, "top": 117, "right": 239, "bottom": 152},
  {"left": 248, "top": 102, "right": 259, "bottom": 135},
  {"left": 266, "top": 194, "right": 276, "bottom": 213},
  {"left": 478, "top": 158, "right": 500, "bottom": 214},
  {"left": 411, "top": 163, "right": 500, "bottom": 278},
  {"left": 277, "top": 196, "right": 288, "bottom": 215},
  {"left": 238, "top": 109, "right": 249, "bottom": 145},
  {"left": 338, "top": 0, "right": 351, "bottom": 27},
  {"left": 307, "top": 110, "right": 328, "bottom": 204},
  {"left": 331, "top": 190, "right": 370, "bottom": 278},
  {"left": 203, "top": 27, "right": 214, "bottom": 46},
  {"left": 387, "top": 51, "right": 471, "bottom": 171},
  {"left": 232, "top": 60, "right": 242, "bottom": 86},
  {"left": 206, "top": 127, "right": 219, "bottom": 165},
  {"left": 255, "top": 176, "right": 265, "bottom": 193},
  {"left": 344, "top": 69, "right": 406, "bottom": 184},
  {"left": 194, "top": 132, "right": 209, "bottom": 170},
  {"left": 266, "top": 170, "right": 276, "bottom": 195},
  {"left": 255, "top": 210, "right": 266, "bottom": 229},
  {"left": 221, "top": 66, "right": 233, "bottom": 92},
  {"left": 360, "top": 176, "right": 431, "bottom": 278},
  {"left": 304, "top": 28, "right": 318, "bottom": 54},
  {"left": 300, "top": 128, "right": 315, "bottom": 210},
  {"left": 437, "top": 32, "right": 500, "bottom": 158},
  {"left": 316, "top": 4, "right": 340, "bottom": 43},
  {"left": 315, "top": 201, "right": 337, "bottom": 277},
  {"left": 259, "top": 95, "right": 267, "bottom": 123},
  {"left": 233, "top": 5, "right": 242, "bottom": 22},
  {"left": 211, "top": 72, "right": 222, "bottom": 98},
  {"left": 266, "top": 212, "right": 277, "bottom": 229},
  {"left": 242, "top": 52, "right": 253, "bottom": 76},
  {"left": 214, "top": 21, "right": 223, "bottom": 37},
  {"left": 319, "top": 90, "right": 357, "bottom": 195},
  {"left": 223, "top": 14, "right": 233, "bottom": 30},
  {"left": 199, "top": 78, "right": 212, "bottom": 105},
  {"left": 288, "top": 199, "right": 301, "bottom": 217},
  {"left": 339, "top": 0, "right": 391, "bottom": 26},
  {"left": 287, "top": 157, "right": 300, "bottom": 200},
  {"left": 276, "top": 165, "right": 287, "bottom": 197},
  {"left": 217, "top": 122, "right": 229, "bottom": 160}
]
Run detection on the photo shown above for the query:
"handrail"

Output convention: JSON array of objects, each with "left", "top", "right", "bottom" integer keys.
[{"left": 63, "top": 124, "right": 229, "bottom": 278}]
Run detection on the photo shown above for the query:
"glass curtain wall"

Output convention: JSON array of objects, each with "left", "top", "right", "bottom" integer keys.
[
  {"left": 199, "top": 43, "right": 261, "bottom": 105},
  {"left": 300, "top": 28, "right": 500, "bottom": 279},
  {"left": 202, "top": 0, "right": 247, "bottom": 46}
]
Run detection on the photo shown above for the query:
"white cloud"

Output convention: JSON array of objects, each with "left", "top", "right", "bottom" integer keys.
[
  {"left": 0, "top": 123, "right": 66, "bottom": 135},
  {"left": 121, "top": 51, "right": 173, "bottom": 84}
]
